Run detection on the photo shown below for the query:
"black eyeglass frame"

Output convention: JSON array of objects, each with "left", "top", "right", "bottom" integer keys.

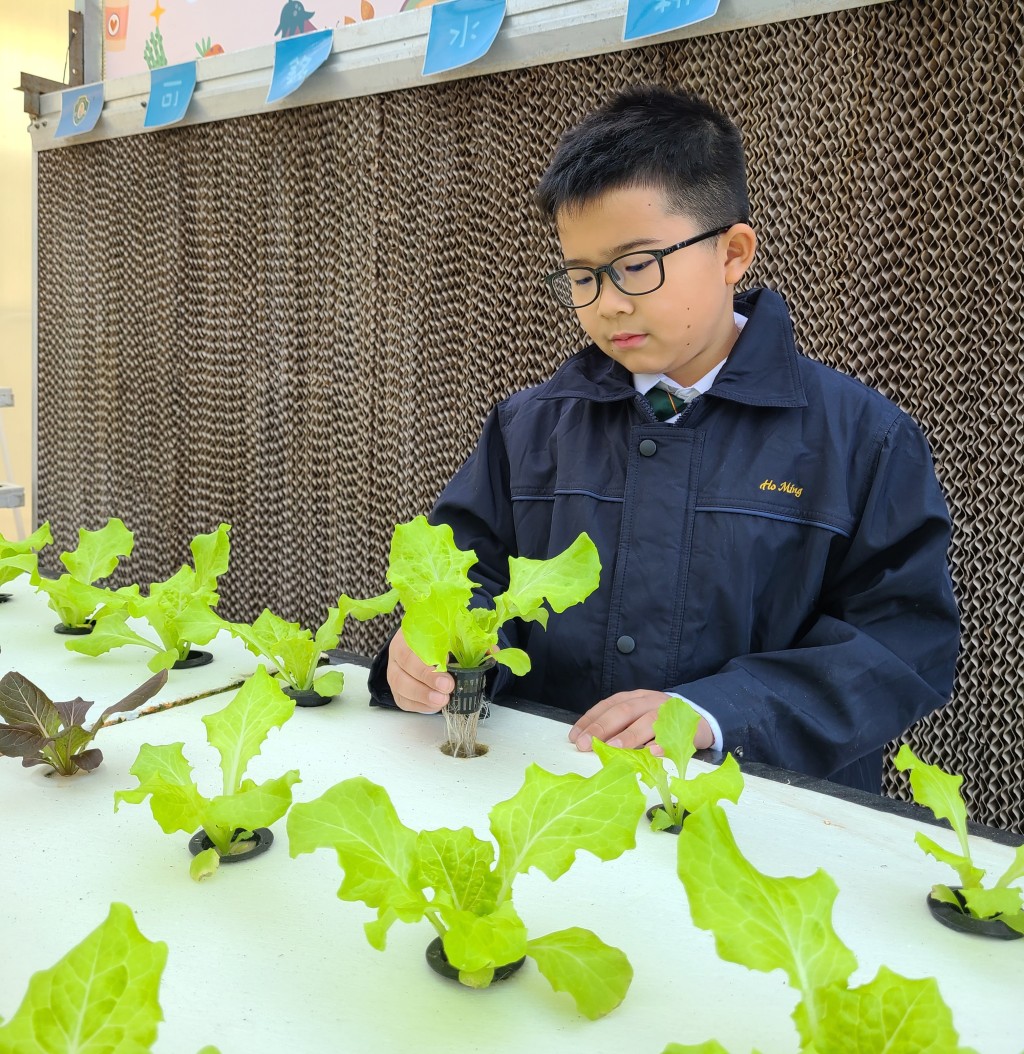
[{"left": 544, "top": 224, "right": 734, "bottom": 308}]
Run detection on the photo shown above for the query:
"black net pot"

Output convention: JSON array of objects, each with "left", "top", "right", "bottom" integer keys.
[
  {"left": 188, "top": 827, "right": 274, "bottom": 864},
  {"left": 172, "top": 649, "right": 213, "bottom": 670},
  {"left": 447, "top": 657, "right": 497, "bottom": 715},
  {"left": 646, "top": 804, "right": 687, "bottom": 835},
  {"left": 425, "top": 936, "right": 526, "bottom": 983},
  {"left": 283, "top": 685, "right": 332, "bottom": 708},
  {"left": 926, "top": 887, "right": 1022, "bottom": 940},
  {"left": 53, "top": 619, "right": 95, "bottom": 635}
]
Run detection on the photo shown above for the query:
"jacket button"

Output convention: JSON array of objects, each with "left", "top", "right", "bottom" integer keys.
[
  {"left": 639, "top": 439, "right": 657, "bottom": 457},
  {"left": 616, "top": 635, "right": 636, "bottom": 654}
]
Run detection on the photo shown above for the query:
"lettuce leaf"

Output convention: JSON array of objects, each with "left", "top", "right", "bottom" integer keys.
[
  {"left": 114, "top": 669, "right": 298, "bottom": 877},
  {"left": 226, "top": 607, "right": 347, "bottom": 694},
  {"left": 0, "top": 522, "right": 52, "bottom": 589},
  {"left": 806, "top": 968, "right": 979, "bottom": 1054},
  {"left": 287, "top": 765, "right": 639, "bottom": 1014},
  {"left": 0, "top": 902, "right": 166, "bottom": 1054},
  {"left": 676, "top": 801, "right": 856, "bottom": 1042},
  {"left": 344, "top": 515, "right": 601, "bottom": 671},
  {"left": 442, "top": 901, "right": 528, "bottom": 984},
  {"left": 673, "top": 800, "right": 974, "bottom": 1053},
  {"left": 489, "top": 761, "right": 646, "bottom": 897},
  {"left": 287, "top": 775, "right": 430, "bottom": 946},
  {"left": 894, "top": 744, "right": 978, "bottom": 885},
  {"left": 0, "top": 669, "right": 166, "bottom": 776},
  {"left": 65, "top": 525, "right": 231, "bottom": 671},
  {"left": 593, "top": 697, "right": 742, "bottom": 827},
  {"left": 895, "top": 744, "right": 1023, "bottom": 932},
  {"left": 526, "top": 927, "right": 633, "bottom": 1020}
]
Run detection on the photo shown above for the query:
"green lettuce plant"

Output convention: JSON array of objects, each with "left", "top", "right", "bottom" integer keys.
[
  {"left": 224, "top": 606, "right": 350, "bottom": 700},
  {"left": 0, "top": 669, "right": 166, "bottom": 776},
  {"left": 287, "top": 760, "right": 645, "bottom": 1017},
  {"left": 592, "top": 695, "right": 743, "bottom": 830},
  {"left": 665, "top": 798, "right": 978, "bottom": 1054},
  {"left": 65, "top": 523, "right": 231, "bottom": 672},
  {"left": 0, "top": 902, "right": 218, "bottom": 1053},
  {"left": 18, "top": 517, "right": 138, "bottom": 630},
  {"left": 339, "top": 515, "right": 601, "bottom": 674},
  {"left": 114, "top": 666, "right": 301, "bottom": 881},
  {"left": 0, "top": 522, "right": 52, "bottom": 591},
  {"left": 894, "top": 744, "right": 1024, "bottom": 933}
]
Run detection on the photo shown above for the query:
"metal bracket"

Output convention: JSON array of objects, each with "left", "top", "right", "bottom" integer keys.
[{"left": 17, "top": 11, "right": 85, "bottom": 121}]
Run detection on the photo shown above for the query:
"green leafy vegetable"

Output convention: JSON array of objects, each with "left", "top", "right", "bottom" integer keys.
[
  {"left": 224, "top": 605, "right": 352, "bottom": 697},
  {"left": 0, "top": 522, "right": 52, "bottom": 589},
  {"left": 0, "top": 669, "right": 167, "bottom": 776},
  {"left": 22, "top": 518, "right": 138, "bottom": 629},
  {"left": 338, "top": 515, "right": 601, "bottom": 672},
  {"left": 665, "top": 798, "right": 978, "bottom": 1054},
  {"left": 288, "top": 760, "right": 644, "bottom": 1016},
  {"left": 0, "top": 902, "right": 220, "bottom": 1054},
  {"left": 65, "top": 523, "right": 231, "bottom": 672},
  {"left": 593, "top": 695, "right": 743, "bottom": 829},
  {"left": 114, "top": 665, "right": 300, "bottom": 879},
  {"left": 894, "top": 744, "right": 1024, "bottom": 932}
]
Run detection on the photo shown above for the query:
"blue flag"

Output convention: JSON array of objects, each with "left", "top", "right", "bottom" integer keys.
[
  {"left": 423, "top": 0, "right": 506, "bottom": 77},
  {"left": 55, "top": 83, "right": 104, "bottom": 139},
  {"left": 267, "top": 28, "right": 334, "bottom": 104},
  {"left": 144, "top": 62, "right": 197, "bottom": 129},
  {"left": 623, "top": 0, "right": 719, "bottom": 43}
]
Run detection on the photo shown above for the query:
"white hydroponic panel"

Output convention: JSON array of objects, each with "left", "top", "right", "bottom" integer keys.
[{"left": 2, "top": 584, "right": 1021, "bottom": 1053}]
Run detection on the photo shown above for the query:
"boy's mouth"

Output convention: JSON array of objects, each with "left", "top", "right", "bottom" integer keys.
[{"left": 610, "top": 332, "right": 647, "bottom": 349}]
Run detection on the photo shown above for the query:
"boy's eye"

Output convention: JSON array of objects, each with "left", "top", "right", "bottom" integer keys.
[
  {"left": 622, "top": 257, "right": 655, "bottom": 274},
  {"left": 572, "top": 273, "right": 594, "bottom": 288}
]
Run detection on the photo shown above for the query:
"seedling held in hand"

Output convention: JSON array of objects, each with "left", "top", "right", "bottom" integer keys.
[
  {"left": 0, "top": 668, "right": 167, "bottom": 776},
  {"left": 114, "top": 665, "right": 301, "bottom": 880},
  {"left": 340, "top": 515, "right": 602, "bottom": 675}
]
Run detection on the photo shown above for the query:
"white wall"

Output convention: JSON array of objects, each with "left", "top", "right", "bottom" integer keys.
[{"left": 0, "top": 1, "right": 71, "bottom": 539}]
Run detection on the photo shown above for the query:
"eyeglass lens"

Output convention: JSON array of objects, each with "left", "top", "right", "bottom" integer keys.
[{"left": 550, "top": 251, "right": 664, "bottom": 308}]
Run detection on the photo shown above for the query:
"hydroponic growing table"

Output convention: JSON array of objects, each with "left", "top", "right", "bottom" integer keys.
[{"left": 2, "top": 580, "right": 1021, "bottom": 1053}]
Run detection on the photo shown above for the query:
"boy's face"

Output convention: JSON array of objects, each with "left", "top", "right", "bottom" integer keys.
[{"left": 554, "top": 186, "right": 754, "bottom": 388}]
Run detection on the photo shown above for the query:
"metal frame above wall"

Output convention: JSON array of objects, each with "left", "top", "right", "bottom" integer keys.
[{"left": 29, "top": 0, "right": 894, "bottom": 151}]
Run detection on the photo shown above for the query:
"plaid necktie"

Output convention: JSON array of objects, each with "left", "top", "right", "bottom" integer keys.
[{"left": 645, "top": 385, "right": 683, "bottom": 422}]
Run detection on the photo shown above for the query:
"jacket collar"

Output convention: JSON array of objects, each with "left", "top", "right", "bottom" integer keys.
[{"left": 539, "top": 287, "right": 808, "bottom": 408}]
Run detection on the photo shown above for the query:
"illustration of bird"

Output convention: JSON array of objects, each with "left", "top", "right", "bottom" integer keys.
[{"left": 275, "top": 2, "right": 317, "bottom": 37}]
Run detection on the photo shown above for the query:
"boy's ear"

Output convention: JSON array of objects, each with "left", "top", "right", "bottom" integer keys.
[{"left": 723, "top": 224, "right": 757, "bottom": 286}]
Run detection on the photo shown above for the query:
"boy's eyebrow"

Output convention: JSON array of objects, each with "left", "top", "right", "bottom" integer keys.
[{"left": 560, "top": 237, "right": 662, "bottom": 266}]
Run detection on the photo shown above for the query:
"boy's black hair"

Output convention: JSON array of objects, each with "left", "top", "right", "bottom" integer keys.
[{"left": 536, "top": 84, "right": 750, "bottom": 228}]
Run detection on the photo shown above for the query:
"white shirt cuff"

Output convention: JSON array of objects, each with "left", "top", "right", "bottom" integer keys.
[{"left": 666, "top": 693, "right": 724, "bottom": 753}]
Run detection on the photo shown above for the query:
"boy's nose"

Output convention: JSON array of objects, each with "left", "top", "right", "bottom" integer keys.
[{"left": 595, "top": 277, "right": 634, "bottom": 316}]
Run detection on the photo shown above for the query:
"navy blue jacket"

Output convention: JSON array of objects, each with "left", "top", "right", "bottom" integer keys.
[{"left": 371, "top": 288, "right": 959, "bottom": 791}]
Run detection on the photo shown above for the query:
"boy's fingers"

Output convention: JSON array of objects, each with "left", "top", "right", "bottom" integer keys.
[
  {"left": 387, "top": 631, "right": 453, "bottom": 713},
  {"left": 570, "top": 690, "right": 670, "bottom": 751}
]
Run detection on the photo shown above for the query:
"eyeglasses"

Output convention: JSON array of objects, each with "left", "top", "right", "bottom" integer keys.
[{"left": 544, "top": 225, "right": 733, "bottom": 309}]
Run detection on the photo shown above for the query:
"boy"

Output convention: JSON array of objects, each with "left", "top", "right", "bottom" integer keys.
[{"left": 369, "top": 85, "right": 959, "bottom": 793}]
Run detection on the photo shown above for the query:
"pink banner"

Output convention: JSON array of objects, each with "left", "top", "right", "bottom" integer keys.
[{"left": 103, "top": 0, "right": 440, "bottom": 80}]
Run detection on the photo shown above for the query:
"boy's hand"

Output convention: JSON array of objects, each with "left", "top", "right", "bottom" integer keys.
[
  {"left": 568, "top": 690, "right": 713, "bottom": 752},
  {"left": 386, "top": 628, "right": 454, "bottom": 713}
]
